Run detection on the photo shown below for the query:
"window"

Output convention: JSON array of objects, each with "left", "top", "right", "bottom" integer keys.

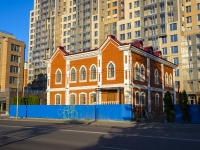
[
  {"left": 71, "top": 68, "right": 76, "bottom": 81},
  {"left": 186, "top": 6, "right": 191, "bottom": 12},
  {"left": 56, "top": 69, "right": 62, "bottom": 83},
  {"left": 11, "top": 44, "right": 21, "bottom": 52},
  {"left": 93, "top": 15, "right": 98, "bottom": 21},
  {"left": 127, "top": 23, "right": 131, "bottom": 29},
  {"left": 127, "top": 32, "right": 132, "bottom": 39},
  {"left": 135, "top": 21, "right": 140, "bottom": 27},
  {"left": 113, "top": 9, "right": 117, "bottom": 15},
  {"left": 90, "top": 65, "right": 97, "bottom": 80},
  {"left": 90, "top": 93, "right": 96, "bottom": 104},
  {"left": 175, "top": 81, "right": 180, "bottom": 88},
  {"left": 173, "top": 57, "right": 179, "bottom": 65},
  {"left": 55, "top": 94, "right": 61, "bottom": 105},
  {"left": 170, "top": 23, "right": 177, "bottom": 31},
  {"left": 9, "top": 76, "right": 17, "bottom": 84},
  {"left": 162, "top": 47, "right": 167, "bottom": 55},
  {"left": 134, "top": 63, "right": 140, "bottom": 80},
  {"left": 135, "top": 92, "right": 145, "bottom": 105},
  {"left": 134, "top": 11, "right": 140, "bottom": 17},
  {"left": 169, "top": 74, "right": 173, "bottom": 86},
  {"left": 198, "top": 14, "right": 200, "bottom": 21},
  {"left": 186, "top": 16, "right": 192, "bottom": 23},
  {"left": 10, "top": 65, "right": 18, "bottom": 73},
  {"left": 171, "top": 46, "right": 178, "bottom": 53},
  {"left": 80, "top": 67, "right": 86, "bottom": 81},
  {"left": 135, "top": 92, "right": 140, "bottom": 105},
  {"left": 120, "top": 24, "right": 125, "bottom": 31},
  {"left": 129, "top": 3, "right": 132, "bottom": 9},
  {"left": 120, "top": 34, "right": 125, "bottom": 40},
  {"left": 94, "top": 39, "right": 98, "bottom": 44},
  {"left": 70, "top": 94, "right": 76, "bottom": 105},
  {"left": 140, "top": 92, "right": 145, "bottom": 105},
  {"left": 80, "top": 94, "right": 86, "bottom": 104},
  {"left": 162, "top": 36, "right": 167, "bottom": 43},
  {"left": 197, "top": 3, "right": 200, "bottom": 10},
  {"left": 11, "top": 55, "right": 20, "bottom": 62},
  {"left": 113, "top": 1, "right": 117, "bottom": 7},
  {"left": 155, "top": 94, "right": 159, "bottom": 107},
  {"left": 134, "top": 1, "right": 139, "bottom": 7},
  {"left": 154, "top": 69, "right": 159, "bottom": 84},
  {"left": 94, "top": 23, "right": 98, "bottom": 28},
  {"left": 165, "top": 73, "right": 169, "bottom": 86},
  {"left": 94, "top": 31, "right": 98, "bottom": 36},
  {"left": 170, "top": 34, "right": 178, "bottom": 42},
  {"left": 107, "top": 3, "right": 110, "bottom": 8},
  {"left": 175, "top": 69, "right": 179, "bottom": 77},
  {"left": 129, "top": 12, "right": 132, "bottom": 19},
  {"left": 140, "top": 65, "right": 145, "bottom": 82},
  {"left": 108, "top": 62, "right": 115, "bottom": 78},
  {"left": 135, "top": 31, "right": 140, "bottom": 37}
]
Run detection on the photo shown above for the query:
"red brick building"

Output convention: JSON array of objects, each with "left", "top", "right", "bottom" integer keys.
[{"left": 45, "top": 35, "right": 177, "bottom": 114}]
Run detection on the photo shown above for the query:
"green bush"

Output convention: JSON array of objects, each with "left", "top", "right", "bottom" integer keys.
[{"left": 164, "top": 91, "right": 175, "bottom": 123}]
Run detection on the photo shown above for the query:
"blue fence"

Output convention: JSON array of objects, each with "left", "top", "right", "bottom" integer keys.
[
  {"left": 174, "top": 105, "right": 200, "bottom": 123},
  {"left": 9, "top": 104, "right": 133, "bottom": 121}
]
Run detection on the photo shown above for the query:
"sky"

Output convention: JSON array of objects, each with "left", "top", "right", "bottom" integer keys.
[{"left": 0, "top": 0, "right": 34, "bottom": 62}]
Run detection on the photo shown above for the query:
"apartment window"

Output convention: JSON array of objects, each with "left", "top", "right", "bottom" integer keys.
[
  {"left": 198, "top": 14, "right": 200, "bottom": 21},
  {"left": 90, "top": 65, "right": 97, "bottom": 80},
  {"left": 162, "top": 47, "right": 167, "bottom": 55},
  {"left": 71, "top": 68, "right": 76, "bottom": 82},
  {"left": 70, "top": 94, "right": 76, "bottom": 105},
  {"left": 73, "top": 7, "right": 76, "bottom": 12},
  {"left": 127, "top": 23, "right": 131, "bottom": 29},
  {"left": 73, "top": 14, "right": 76, "bottom": 19},
  {"left": 56, "top": 69, "right": 62, "bottom": 83},
  {"left": 135, "top": 31, "right": 140, "bottom": 37},
  {"left": 94, "top": 31, "right": 98, "bottom": 36},
  {"left": 93, "top": 15, "right": 98, "bottom": 21},
  {"left": 186, "top": 16, "right": 192, "bottom": 23},
  {"left": 94, "top": 39, "right": 98, "bottom": 44},
  {"left": 129, "top": 3, "right": 132, "bottom": 9},
  {"left": 107, "top": 11, "right": 111, "bottom": 16},
  {"left": 107, "top": 3, "right": 110, "bottom": 8},
  {"left": 94, "top": 23, "right": 98, "bottom": 28},
  {"left": 134, "top": 1, "right": 139, "bottom": 8},
  {"left": 173, "top": 57, "right": 179, "bottom": 65},
  {"left": 55, "top": 95, "right": 61, "bottom": 105},
  {"left": 113, "top": 9, "right": 117, "bottom": 15},
  {"left": 10, "top": 66, "right": 18, "bottom": 73},
  {"left": 186, "top": 0, "right": 191, "bottom": 2},
  {"left": 175, "top": 69, "right": 179, "bottom": 76},
  {"left": 80, "top": 94, "right": 86, "bottom": 104},
  {"left": 170, "top": 23, "right": 177, "bottom": 31},
  {"left": 90, "top": 93, "right": 96, "bottom": 104},
  {"left": 127, "top": 32, "right": 132, "bottom": 39},
  {"left": 120, "top": 34, "right": 125, "bottom": 40},
  {"left": 170, "top": 34, "right": 178, "bottom": 42},
  {"left": 120, "top": 24, "right": 125, "bottom": 30},
  {"left": 175, "top": 81, "right": 180, "bottom": 88},
  {"left": 186, "top": 6, "right": 191, "bottom": 13},
  {"left": 129, "top": 12, "right": 132, "bottom": 19},
  {"left": 63, "top": 17, "right": 67, "bottom": 22},
  {"left": 108, "top": 62, "right": 115, "bottom": 78},
  {"left": 11, "top": 44, "right": 21, "bottom": 52},
  {"left": 135, "top": 21, "right": 140, "bottom": 27},
  {"left": 162, "top": 36, "right": 167, "bottom": 43},
  {"left": 68, "top": 16, "right": 71, "bottom": 20},
  {"left": 197, "top": 3, "right": 200, "bottom": 10},
  {"left": 113, "top": 1, "right": 117, "bottom": 7},
  {"left": 171, "top": 46, "right": 178, "bottom": 53},
  {"left": 63, "top": 24, "right": 67, "bottom": 29},
  {"left": 134, "top": 11, "right": 140, "bottom": 17},
  {"left": 80, "top": 67, "right": 86, "bottom": 81},
  {"left": 10, "top": 55, "right": 19, "bottom": 62},
  {"left": 9, "top": 77, "right": 17, "bottom": 84}
]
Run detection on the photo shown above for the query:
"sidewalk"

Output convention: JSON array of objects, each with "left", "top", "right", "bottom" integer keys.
[{"left": 0, "top": 116, "right": 136, "bottom": 127}]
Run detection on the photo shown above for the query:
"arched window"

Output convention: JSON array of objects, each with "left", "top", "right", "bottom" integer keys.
[
  {"left": 169, "top": 74, "right": 172, "bottom": 86},
  {"left": 140, "top": 64, "right": 145, "bottom": 81},
  {"left": 134, "top": 63, "right": 140, "bottom": 80},
  {"left": 135, "top": 92, "right": 140, "bottom": 105},
  {"left": 80, "top": 93, "right": 86, "bottom": 104},
  {"left": 140, "top": 92, "right": 145, "bottom": 105},
  {"left": 80, "top": 66, "right": 86, "bottom": 81},
  {"left": 154, "top": 69, "right": 159, "bottom": 84},
  {"left": 108, "top": 62, "right": 115, "bottom": 78},
  {"left": 90, "top": 93, "right": 96, "bottom": 104},
  {"left": 55, "top": 69, "right": 62, "bottom": 83},
  {"left": 155, "top": 93, "right": 159, "bottom": 107},
  {"left": 70, "top": 94, "right": 76, "bottom": 105},
  {"left": 90, "top": 65, "right": 97, "bottom": 80},
  {"left": 165, "top": 72, "right": 169, "bottom": 86},
  {"left": 55, "top": 94, "right": 61, "bottom": 105},
  {"left": 71, "top": 68, "right": 76, "bottom": 82}
]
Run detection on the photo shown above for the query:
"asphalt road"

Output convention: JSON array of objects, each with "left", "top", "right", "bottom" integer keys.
[{"left": 0, "top": 119, "right": 200, "bottom": 150}]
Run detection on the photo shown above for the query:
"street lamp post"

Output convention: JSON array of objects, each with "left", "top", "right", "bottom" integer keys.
[{"left": 16, "top": 53, "right": 20, "bottom": 119}]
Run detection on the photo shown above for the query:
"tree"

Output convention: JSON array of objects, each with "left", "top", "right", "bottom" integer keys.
[
  {"left": 163, "top": 91, "right": 175, "bottom": 123},
  {"left": 179, "top": 90, "right": 190, "bottom": 123},
  {"left": 27, "top": 96, "right": 40, "bottom": 105}
]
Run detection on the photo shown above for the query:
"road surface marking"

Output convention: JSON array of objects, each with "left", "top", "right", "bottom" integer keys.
[{"left": 60, "top": 129, "right": 200, "bottom": 142}]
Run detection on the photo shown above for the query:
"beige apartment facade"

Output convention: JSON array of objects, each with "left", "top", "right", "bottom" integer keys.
[{"left": 0, "top": 31, "right": 25, "bottom": 114}]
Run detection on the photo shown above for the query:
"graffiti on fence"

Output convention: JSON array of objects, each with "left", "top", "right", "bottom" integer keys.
[{"left": 57, "top": 105, "right": 78, "bottom": 119}]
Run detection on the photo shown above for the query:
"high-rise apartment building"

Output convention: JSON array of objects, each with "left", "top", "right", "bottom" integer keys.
[
  {"left": 28, "top": 0, "right": 200, "bottom": 104},
  {"left": 0, "top": 31, "right": 25, "bottom": 113}
]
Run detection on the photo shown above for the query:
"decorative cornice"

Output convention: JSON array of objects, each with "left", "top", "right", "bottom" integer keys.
[{"left": 66, "top": 50, "right": 99, "bottom": 60}]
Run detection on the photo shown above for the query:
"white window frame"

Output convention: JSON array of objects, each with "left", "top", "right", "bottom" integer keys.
[
  {"left": 79, "top": 66, "right": 87, "bottom": 82},
  {"left": 79, "top": 93, "right": 87, "bottom": 105},
  {"left": 165, "top": 72, "right": 169, "bottom": 86},
  {"left": 55, "top": 94, "right": 61, "bottom": 105},
  {"left": 107, "top": 61, "right": 115, "bottom": 80},
  {"left": 134, "top": 62, "right": 140, "bottom": 80},
  {"left": 90, "top": 64, "right": 97, "bottom": 81},
  {"left": 55, "top": 69, "right": 62, "bottom": 84},
  {"left": 140, "top": 64, "right": 145, "bottom": 82},
  {"left": 90, "top": 92, "right": 97, "bottom": 104},
  {"left": 70, "top": 67, "right": 77, "bottom": 83},
  {"left": 70, "top": 93, "right": 76, "bottom": 105}
]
